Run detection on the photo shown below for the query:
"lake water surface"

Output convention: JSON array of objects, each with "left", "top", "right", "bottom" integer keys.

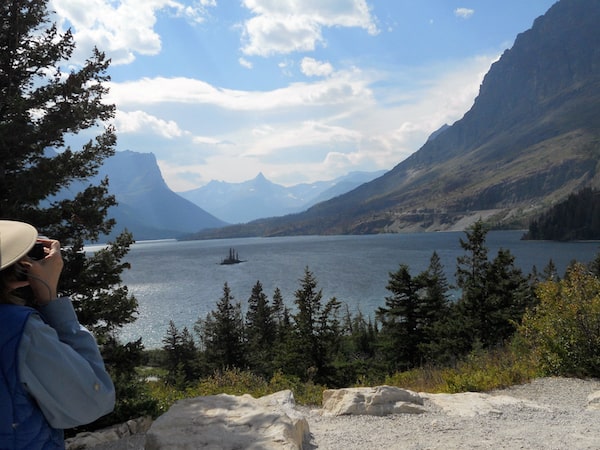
[{"left": 112, "top": 231, "right": 600, "bottom": 348}]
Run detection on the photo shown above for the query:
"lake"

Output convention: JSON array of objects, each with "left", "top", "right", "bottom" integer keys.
[{"left": 111, "top": 231, "right": 600, "bottom": 348}]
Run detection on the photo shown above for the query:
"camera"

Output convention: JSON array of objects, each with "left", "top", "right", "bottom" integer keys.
[
  {"left": 15, "top": 243, "right": 45, "bottom": 281},
  {"left": 28, "top": 242, "right": 46, "bottom": 260}
]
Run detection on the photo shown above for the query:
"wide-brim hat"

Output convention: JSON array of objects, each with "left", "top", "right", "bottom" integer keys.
[{"left": 0, "top": 220, "right": 38, "bottom": 270}]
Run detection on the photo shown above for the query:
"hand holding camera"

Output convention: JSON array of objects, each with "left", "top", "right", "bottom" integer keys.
[{"left": 19, "top": 239, "right": 64, "bottom": 305}]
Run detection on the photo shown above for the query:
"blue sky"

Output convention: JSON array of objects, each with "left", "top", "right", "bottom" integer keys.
[{"left": 50, "top": 0, "right": 558, "bottom": 191}]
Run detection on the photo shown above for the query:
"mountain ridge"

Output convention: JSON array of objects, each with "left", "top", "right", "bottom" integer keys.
[
  {"left": 187, "top": 0, "right": 600, "bottom": 239},
  {"left": 68, "top": 150, "right": 226, "bottom": 241},
  {"left": 178, "top": 170, "right": 386, "bottom": 224}
]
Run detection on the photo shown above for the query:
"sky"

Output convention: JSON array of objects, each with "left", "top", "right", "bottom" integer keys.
[{"left": 49, "top": 0, "right": 558, "bottom": 191}]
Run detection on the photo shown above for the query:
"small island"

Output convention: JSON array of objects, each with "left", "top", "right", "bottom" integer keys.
[{"left": 220, "top": 248, "right": 245, "bottom": 265}]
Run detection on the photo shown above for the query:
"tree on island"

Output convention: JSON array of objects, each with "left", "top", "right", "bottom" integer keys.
[{"left": 0, "top": 0, "right": 155, "bottom": 426}]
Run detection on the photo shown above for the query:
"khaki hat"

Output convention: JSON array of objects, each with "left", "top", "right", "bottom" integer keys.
[{"left": 0, "top": 220, "right": 38, "bottom": 270}]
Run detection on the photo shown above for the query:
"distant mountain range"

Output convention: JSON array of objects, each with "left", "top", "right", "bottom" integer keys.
[
  {"left": 80, "top": 150, "right": 226, "bottom": 241},
  {"left": 178, "top": 170, "right": 386, "bottom": 224},
  {"left": 188, "top": 0, "right": 600, "bottom": 239},
  {"left": 70, "top": 150, "right": 384, "bottom": 241}
]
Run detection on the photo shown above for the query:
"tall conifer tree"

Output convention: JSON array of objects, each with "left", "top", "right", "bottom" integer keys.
[
  {"left": 196, "top": 282, "right": 245, "bottom": 370},
  {"left": 245, "top": 280, "right": 275, "bottom": 377},
  {"left": 0, "top": 0, "right": 151, "bottom": 426}
]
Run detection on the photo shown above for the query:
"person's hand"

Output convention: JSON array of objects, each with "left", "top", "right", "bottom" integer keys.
[{"left": 20, "top": 239, "right": 64, "bottom": 305}]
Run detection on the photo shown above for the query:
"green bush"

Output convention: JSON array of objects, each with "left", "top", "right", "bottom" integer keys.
[
  {"left": 385, "top": 345, "right": 539, "bottom": 393},
  {"left": 518, "top": 263, "right": 600, "bottom": 377},
  {"left": 147, "top": 368, "right": 327, "bottom": 415}
]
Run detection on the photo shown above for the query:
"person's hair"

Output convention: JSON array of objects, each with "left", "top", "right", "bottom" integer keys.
[{"left": 0, "top": 265, "right": 26, "bottom": 305}]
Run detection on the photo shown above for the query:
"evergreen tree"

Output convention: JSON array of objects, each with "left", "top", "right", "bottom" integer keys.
[
  {"left": 377, "top": 264, "right": 422, "bottom": 370},
  {"left": 290, "top": 267, "right": 341, "bottom": 383},
  {"left": 542, "top": 259, "right": 559, "bottom": 281},
  {"left": 270, "top": 287, "right": 295, "bottom": 376},
  {"left": 483, "top": 248, "right": 534, "bottom": 344},
  {"left": 336, "top": 308, "right": 380, "bottom": 386},
  {"left": 271, "top": 287, "right": 286, "bottom": 327},
  {"left": 1, "top": 0, "right": 116, "bottom": 238},
  {"left": 415, "top": 251, "right": 451, "bottom": 361},
  {"left": 162, "top": 321, "right": 184, "bottom": 385},
  {"left": 162, "top": 321, "right": 199, "bottom": 386},
  {"left": 316, "top": 295, "right": 343, "bottom": 385},
  {"left": 245, "top": 280, "right": 275, "bottom": 377},
  {"left": 0, "top": 0, "right": 150, "bottom": 427},
  {"left": 196, "top": 282, "right": 245, "bottom": 371},
  {"left": 455, "top": 220, "right": 534, "bottom": 349},
  {"left": 455, "top": 219, "right": 491, "bottom": 346}
]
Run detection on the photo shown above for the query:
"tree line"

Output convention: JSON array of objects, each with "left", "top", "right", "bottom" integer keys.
[
  {"left": 160, "top": 220, "right": 553, "bottom": 388},
  {"left": 524, "top": 187, "right": 600, "bottom": 240}
]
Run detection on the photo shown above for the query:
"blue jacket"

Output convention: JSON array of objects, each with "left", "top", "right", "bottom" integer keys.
[
  {"left": 0, "top": 305, "right": 63, "bottom": 449},
  {"left": 0, "top": 299, "right": 115, "bottom": 450}
]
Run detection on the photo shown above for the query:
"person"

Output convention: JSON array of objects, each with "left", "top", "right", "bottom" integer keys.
[{"left": 0, "top": 220, "right": 115, "bottom": 449}]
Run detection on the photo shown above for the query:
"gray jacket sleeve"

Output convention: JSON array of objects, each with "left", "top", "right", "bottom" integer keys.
[{"left": 17, "top": 297, "right": 116, "bottom": 429}]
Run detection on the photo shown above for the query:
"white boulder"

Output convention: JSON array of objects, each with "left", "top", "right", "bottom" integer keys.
[
  {"left": 145, "top": 390, "right": 309, "bottom": 450},
  {"left": 423, "top": 392, "right": 549, "bottom": 417},
  {"left": 321, "top": 385, "right": 426, "bottom": 416}
]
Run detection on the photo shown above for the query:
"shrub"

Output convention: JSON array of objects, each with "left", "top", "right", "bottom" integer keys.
[
  {"left": 385, "top": 345, "right": 538, "bottom": 393},
  {"left": 518, "top": 263, "right": 600, "bottom": 377}
]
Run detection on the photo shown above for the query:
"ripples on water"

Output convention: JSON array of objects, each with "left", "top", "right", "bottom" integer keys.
[{"left": 105, "top": 231, "right": 600, "bottom": 348}]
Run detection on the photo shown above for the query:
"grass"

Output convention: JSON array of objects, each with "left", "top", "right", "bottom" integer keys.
[
  {"left": 384, "top": 346, "right": 541, "bottom": 394},
  {"left": 142, "top": 345, "right": 542, "bottom": 417},
  {"left": 147, "top": 368, "right": 326, "bottom": 415}
]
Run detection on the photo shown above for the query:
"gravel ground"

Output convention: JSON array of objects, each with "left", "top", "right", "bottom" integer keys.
[
  {"left": 83, "top": 377, "right": 600, "bottom": 449},
  {"left": 301, "top": 377, "right": 600, "bottom": 449}
]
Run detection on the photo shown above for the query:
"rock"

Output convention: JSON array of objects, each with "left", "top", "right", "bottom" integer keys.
[
  {"left": 321, "top": 385, "right": 426, "bottom": 416},
  {"left": 586, "top": 391, "right": 600, "bottom": 410},
  {"left": 423, "top": 392, "right": 548, "bottom": 417},
  {"left": 65, "top": 416, "right": 152, "bottom": 449},
  {"left": 145, "top": 390, "right": 309, "bottom": 450}
]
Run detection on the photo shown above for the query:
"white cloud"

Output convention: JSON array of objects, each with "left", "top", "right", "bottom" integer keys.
[
  {"left": 454, "top": 8, "right": 475, "bottom": 19},
  {"left": 239, "top": 57, "right": 253, "bottom": 69},
  {"left": 115, "top": 110, "right": 186, "bottom": 139},
  {"left": 240, "top": 0, "right": 378, "bottom": 56},
  {"left": 107, "top": 53, "right": 497, "bottom": 189},
  {"left": 107, "top": 69, "right": 374, "bottom": 111},
  {"left": 49, "top": 0, "right": 216, "bottom": 65},
  {"left": 301, "top": 57, "right": 334, "bottom": 77},
  {"left": 243, "top": 121, "right": 362, "bottom": 158}
]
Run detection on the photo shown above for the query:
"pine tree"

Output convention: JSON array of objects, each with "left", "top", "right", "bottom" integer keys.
[
  {"left": 483, "top": 248, "right": 534, "bottom": 344},
  {"left": 1, "top": 0, "right": 116, "bottom": 226},
  {"left": 270, "top": 287, "right": 295, "bottom": 375},
  {"left": 271, "top": 287, "right": 286, "bottom": 327},
  {"left": 162, "top": 321, "right": 184, "bottom": 385},
  {"left": 245, "top": 280, "right": 275, "bottom": 377},
  {"left": 455, "top": 219, "right": 491, "bottom": 345},
  {"left": 290, "top": 267, "right": 341, "bottom": 383},
  {"left": 0, "top": 0, "right": 150, "bottom": 427},
  {"left": 376, "top": 264, "right": 422, "bottom": 370},
  {"left": 290, "top": 267, "right": 322, "bottom": 380},
  {"left": 415, "top": 251, "right": 451, "bottom": 361},
  {"left": 162, "top": 321, "right": 199, "bottom": 386},
  {"left": 196, "top": 282, "right": 245, "bottom": 371},
  {"left": 455, "top": 220, "right": 534, "bottom": 349}
]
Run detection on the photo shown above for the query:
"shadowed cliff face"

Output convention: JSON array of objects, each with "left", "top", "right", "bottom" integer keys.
[{"left": 191, "top": 0, "right": 600, "bottom": 239}]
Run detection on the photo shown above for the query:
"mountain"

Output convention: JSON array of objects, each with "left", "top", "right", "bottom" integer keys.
[
  {"left": 65, "top": 150, "right": 226, "bottom": 241},
  {"left": 188, "top": 0, "right": 600, "bottom": 239},
  {"left": 179, "top": 170, "right": 386, "bottom": 224}
]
